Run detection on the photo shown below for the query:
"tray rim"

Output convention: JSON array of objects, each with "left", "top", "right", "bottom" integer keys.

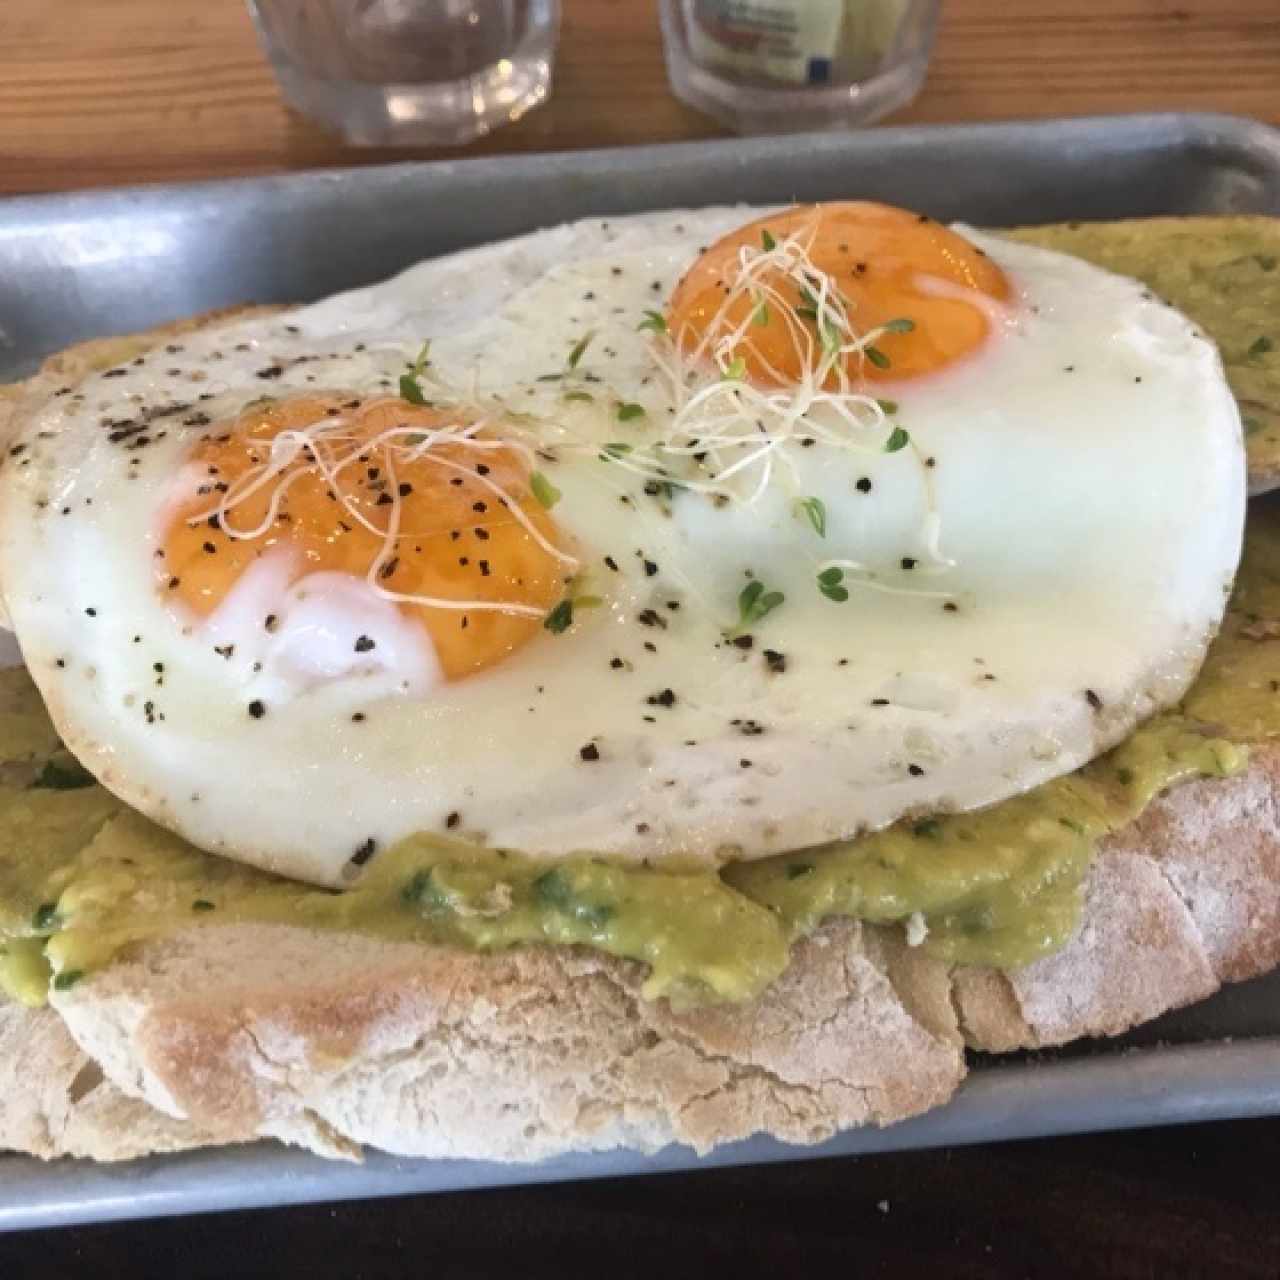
[
  {"left": 0, "top": 109, "right": 1276, "bottom": 218},
  {"left": 1, "top": 108, "right": 1279, "bottom": 1228},
  {"left": 1, "top": 1036, "right": 1278, "bottom": 1233}
]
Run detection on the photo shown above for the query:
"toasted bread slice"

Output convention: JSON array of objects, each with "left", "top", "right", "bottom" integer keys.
[{"left": 2, "top": 221, "right": 1278, "bottom": 1164}]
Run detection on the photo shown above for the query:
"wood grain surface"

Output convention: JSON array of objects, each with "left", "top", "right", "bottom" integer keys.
[{"left": 0, "top": 0, "right": 1277, "bottom": 195}]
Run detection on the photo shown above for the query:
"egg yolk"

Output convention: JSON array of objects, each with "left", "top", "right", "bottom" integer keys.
[
  {"left": 161, "top": 395, "right": 570, "bottom": 680},
  {"left": 666, "top": 201, "right": 1010, "bottom": 384}
]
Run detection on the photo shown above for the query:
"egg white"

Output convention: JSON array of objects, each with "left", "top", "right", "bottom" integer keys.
[{"left": 0, "top": 209, "right": 1245, "bottom": 886}]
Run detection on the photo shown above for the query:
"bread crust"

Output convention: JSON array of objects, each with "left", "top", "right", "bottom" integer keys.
[{"left": 2, "top": 231, "right": 1279, "bottom": 1164}]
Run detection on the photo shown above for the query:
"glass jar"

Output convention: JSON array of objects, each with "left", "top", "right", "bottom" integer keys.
[{"left": 659, "top": 0, "right": 940, "bottom": 134}]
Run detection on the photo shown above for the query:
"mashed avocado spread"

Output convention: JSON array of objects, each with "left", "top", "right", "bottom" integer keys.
[{"left": 0, "top": 501, "right": 1275, "bottom": 1010}]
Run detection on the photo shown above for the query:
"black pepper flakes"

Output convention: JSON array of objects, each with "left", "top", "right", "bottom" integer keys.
[
  {"left": 604, "top": 555, "right": 619, "bottom": 572},
  {"left": 763, "top": 649, "right": 787, "bottom": 674},
  {"left": 901, "top": 557, "right": 917, "bottom": 571},
  {"left": 908, "top": 763, "right": 925, "bottom": 777},
  {"left": 1085, "top": 689, "right": 1103, "bottom": 711},
  {"left": 354, "top": 635, "right": 375, "bottom": 653},
  {"left": 636, "top": 609, "right": 667, "bottom": 630},
  {"left": 247, "top": 699, "right": 267, "bottom": 719},
  {"left": 731, "top": 635, "right": 754, "bottom": 650},
  {"left": 856, "top": 477, "right": 873, "bottom": 494},
  {"left": 350, "top": 837, "right": 377, "bottom": 867},
  {"left": 579, "top": 743, "right": 601, "bottom": 762},
  {"left": 446, "top": 810, "right": 461, "bottom": 828},
  {"left": 646, "top": 688, "right": 677, "bottom": 708}
]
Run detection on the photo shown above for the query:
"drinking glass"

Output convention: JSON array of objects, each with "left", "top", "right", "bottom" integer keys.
[
  {"left": 247, "top": 0, "right": 560, "bottom": 145},
  {"left": 659, "top": 0, "right": 940, "bottom": 134}
]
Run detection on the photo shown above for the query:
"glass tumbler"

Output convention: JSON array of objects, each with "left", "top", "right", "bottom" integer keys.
[
  {"left": 660, "top": 0, "right": 939, "bottom": 134},
  {"left": 246, "top": 0, "right": 560, "bottom": 146}
]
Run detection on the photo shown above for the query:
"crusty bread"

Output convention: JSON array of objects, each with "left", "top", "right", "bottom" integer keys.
[
  {"left": 18, "top": 742, "right": 1274, "bottom": 1163},
  {"left": 0, "top": 1001, "right": 212, "bottom": 1161},
  {"left": 2, "top": 226, "right": 1279, "bottom": 1164}
]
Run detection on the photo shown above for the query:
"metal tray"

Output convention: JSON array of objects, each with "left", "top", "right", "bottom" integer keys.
[{"left": 1, "top": 111, "right": 1279, "bottom": 1231}]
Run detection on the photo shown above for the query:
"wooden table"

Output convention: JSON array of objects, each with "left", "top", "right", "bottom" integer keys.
[
  {"left": 2, "top": 0, "right": 1278, "bottom": 194},
  {"left": 3, "top": 1, "right": 1280, "bottom": 1273}
]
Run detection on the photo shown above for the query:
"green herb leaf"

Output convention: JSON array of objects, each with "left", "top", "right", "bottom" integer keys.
[
  {"left": 563, "top": 390, "right": 594, "bottom": 404},
  {"left": 533, "top": 869, "right": 614, "bottom": 929},
  {"left": 398, "top": 372, "right": 427, "bottom": 405},
  {"left": 573, "top": 594, "right": 604, "bottom": 609},
  {"left": 191, "top": 899, "right": 216, "bottom": 913},
  {"left": 761, "top": 229, "right": 777, "bottom": 252},
  {"left": 600, "top": 442, "right": 632, "bottom": 460},
  {"left": 876, "top": 398, "right": 898, "bottom": 415},
  {"left": 401, "top": 868, "right": 450, "bottom": 913},
  {"left": 882, "top": 317, "right": 916, "bottom": 334},
  {"left": 399, "top": 340, "right": 432, "bottom": 404},
  {"left": 544, "top": 599, "right": 574, "bottom": 634},
  {"left": 1249, "top": 335, "right": 1274, "bottom": 359},
  {"left": 795, "top": 496, "right": 827, "bottom": 537},
  {"left": 817, "top": 566, "right": 849, "bottom": 602},
  {"left": 533, "top": 867, "right": 572, "bottom": 908},
  {"left": 31, "top": 903, "right": 59, "bottom": 932},
  {"left": 724, "top": 356, "right": 747, "bottom": 381},
  {"left": 567, "top": 332, "right": 594, "bottom": 371},
  {"left": 32, "top": 758, "right": 95, "bottom": 790},
  {"left": 638, "top": 310, "right": 668, "bottom": 335},
  {"left": 616, "top": 402, "right": 646, "bottom": 422},
  {"left": 884, "top": 426, "right": 911, "bottom": 453},
  {"left": 52, "top": 969, "right": 84, "bottom": 992},
  {"left": 735, "top": 579, "right": 784, "bottom": 632},
  {"left": 529, "top": 471, "right": 561, "bottom": 509},
  {"left": 536, "top": 372, "right": 564, "bottom": 383},
  {"left": 752, "top": 300, "right": 770, "bottom": 327},
  {"left": 864, "top": 345, "right": 891, "bottom": 370}
]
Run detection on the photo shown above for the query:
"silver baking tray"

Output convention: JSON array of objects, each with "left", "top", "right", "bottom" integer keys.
[{"left": 1, "top": 112, "right": 1279, "bottom": 1231}]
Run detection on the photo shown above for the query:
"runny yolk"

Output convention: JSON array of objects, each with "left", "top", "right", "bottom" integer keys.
[
  {"left": 666, "top": 201, "right": 1011, "bottom": 384},
  {"left": 161, "top": 395, "right": 570, "bottom": 680}
]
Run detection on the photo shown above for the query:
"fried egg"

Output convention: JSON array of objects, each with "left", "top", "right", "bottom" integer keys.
[{"left": 0, "top": 204, "right": 1245, "bottom": 887}]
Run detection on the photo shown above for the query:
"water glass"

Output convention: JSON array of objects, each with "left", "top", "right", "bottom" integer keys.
[{"left": 247, "top": 0, "right": 560, "bottom": 146}]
